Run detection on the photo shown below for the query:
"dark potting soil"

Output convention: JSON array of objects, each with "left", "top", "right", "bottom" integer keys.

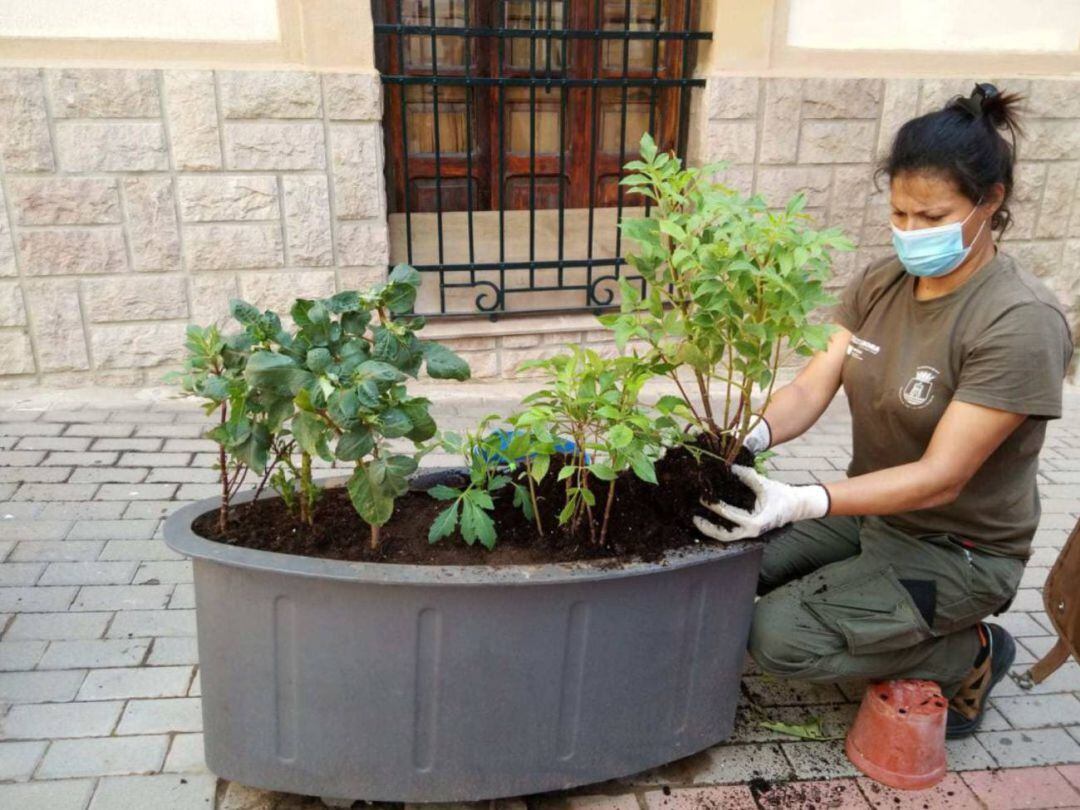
[{"left": 192, "top": 444, "right": 760, "bottom": 568}]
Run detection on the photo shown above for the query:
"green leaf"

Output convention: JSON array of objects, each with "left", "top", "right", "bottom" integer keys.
[
  {"left": 630, "top": 454, "right": 658, "bottom": 485},
  {"left": 356, "top": 360, "right": 406, "bottom": 385},
  {"left": 758, "top": 716, "right": 842, "bottom": 742},
  {"left": 292, "top": 411, "right": 328, "bottom": 458},
  {"left": 557, "top": 464, "right": 576, "bottom": 482},
  {"left": 608, "top": 424, "right": 634, "bottom": 449},
  {"left": 306, "top": 347, "right": 332, "bottom": 373},
  {"left": 245, "top": 352, "right": 313, "bottom": 395},
  {"left": 229, "top": 298, "right": 261, "bottom": 326},
  {"left": 400, "top": 399, "right": 437, "bottom": 442},
  {"left": 461, "top": 497, "right": 497, "bottom": 549},
  {"left": 336, "top": 426, "right": 374, "bottom": 461},
  {"left": 422, "top": 342, "right": 471, "bottom": 381},
  {"left": 427, "top": 484, "right": 461, "bottom": 501},
  {"left": 588, "top": 462, "right": 616, "bottom": 481},
  {"left": 530, "top": 453, "right": 550, "bottom": 483},
  {"left": 324, "top": 291, "right": 361, "bottom": 313},
  {"left": 377, "top": 407, "right": 413, "bottom": 439},
  {"left": 428, "top": 502, "right": 459, "bottom": 543},
  {"left": 347, "top": 464, "right": 394, "bottom": 526}
]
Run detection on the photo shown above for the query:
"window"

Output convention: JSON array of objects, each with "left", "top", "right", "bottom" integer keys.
[{"left": 374, "top": 0, "right": 707, "bottom": 315}]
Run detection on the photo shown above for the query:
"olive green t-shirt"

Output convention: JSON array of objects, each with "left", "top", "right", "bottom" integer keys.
[{"left": 834, "top": 250, "right": 1073, "bottom": 559}]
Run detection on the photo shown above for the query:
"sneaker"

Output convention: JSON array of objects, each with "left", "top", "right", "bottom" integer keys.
[{"left": 946, "top": 622, "right": 1016, "bottom": 739}]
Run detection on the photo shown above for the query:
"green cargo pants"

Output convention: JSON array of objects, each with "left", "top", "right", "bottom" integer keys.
[{"left": 748, "top": 515, "right": 1026, "bottom": 696}]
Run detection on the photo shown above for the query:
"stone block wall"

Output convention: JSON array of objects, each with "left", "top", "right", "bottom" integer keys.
[
  {"left": 696, "top": 76, "right": 1080, "bottom": 345},
  {"left": 0, "top": 69, "right": 1077, "bottom": 386},
  {"left": 0, "top": 67, "right": 388, "bottom": 387}
]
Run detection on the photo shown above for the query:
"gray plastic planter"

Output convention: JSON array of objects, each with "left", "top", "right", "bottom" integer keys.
[{"left": 163, "top": 471, "right": 768, "bottom": 804}]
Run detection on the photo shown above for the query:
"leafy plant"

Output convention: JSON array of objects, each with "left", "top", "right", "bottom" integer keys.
[
  {"left": 603, "top": 133, "right": 852, "bottom": 463},
  {"left": 172, "top": 264, "right": 471, "bottom": 550},
  {"left": 510, "top": 346, "right": 677, "bottom": 546},
  {"left": 166, "top": 325, "right": 255, "bottom": 534}
]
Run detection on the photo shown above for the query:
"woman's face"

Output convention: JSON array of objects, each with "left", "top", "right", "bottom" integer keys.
[{"left": 889, "top": 171, "right": 992, "bottom": 245}]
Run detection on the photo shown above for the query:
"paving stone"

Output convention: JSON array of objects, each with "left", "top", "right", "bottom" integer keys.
[
  {"left": 39, "top": 502, "right": 127, "bottom": 521},
  {"left": 162, "top": 438, "right": 217, "bottom": 452},
  {"left": 148, "top": 636, "right": 199, "bottom": 665},
  {"left": 14, "top": 436, "right": 92, "bottom": 451},
  {"left": 89, "top": 773, "right": 217, "bottom": 809},
  {"left": 39, "top": 410, "right": 111, "bottom": 423},
  {"left": 0, "top": 739, "right": 47, "bottom": 780},
  {"left": 78, "top": 665, "right": 193, "bottom": 700},
  {"left": 627, "top": 741, "right": 794, "bottom": 785},
  {"left": 90, "top": 437, "right": 164, "bottom": 452},
  {"left": 0, "top": 502, "right": 44, "bottom": 519},
  {"left": 12, "top": 482, "right": 98, "bottom": 501},
  {"left": 188, "top": 669, "right": 201, "bottom": 696},
  {"left": 0, "top": 423, "right": 62, "bottom": 437},
  {"left": 642, "top": 786, "right": 756, "bottom": 809},
  {"left": 41, "top": 452, "right": 118, "bottom": 467},
  {"left": 39, "top": 561, "right": 138, "bottom": 586},
  {"left": 0, "top": 779, "right": 96, "bottom": 810},
  {"left": 743, "top": 675, "right": 849, "bottom": 706},
  {"left": 170, "top": 583, "right": 196, "bottom": 609},
  {"left": 162, "top": 732, "right": 208, "bottom": 773},
  {"left": 107, "top": 410, "right": 175, "bottom": 424},
  {"left": 63, "top": 423, "right": 135, "bottom": 438},
  {"left": 134, "top": 424, "right": 211, "bottom": 439},
  {"left": 855, "top": 773, "right": 983, "bottom": 809},
  {"left": 781, "top": 739, "right": 861, "bottom": 779},
  {"left": 116, "top": 696, "right": 202, "bottom": 734},
  {"left": 123, "top": 501, "right": 186, "bottom": 519},
  {"left": 0, "top": 466, "right": 72, "bottom": 482},
  {"left": 6, "top": 610, "right": 111, "bottom": 639},
  {"left": 0, "top": 519, "right": 72, "bottom": 540},
  {"left": 71, "top": 584, "right": 172, "bottom": 611},
  {"left": 0, "top": 669, "right": 86, "bottom": 702},
  {"left": 36, "top": 734, "right": 169, "bottom": 778},
  {"left": 946, "top": 734, "right": 1000, "bottom": 770},
  {"left": 176, "top": 483, "right": 223, "bottom": 500},
  {"left": 107, "top": 609, "right": 195, "bottom": 638},
  {"left": 133, "top": 561, "right": 193, "bottom": 585},
  {"left": 0, "top": 585, "right": 76, "bottom": 611},
  {"left": 100, "top": 540, "right": 183, "bottom": 561},
  {"left": 0, "top": 639, "right": 47, "bottom": 670},
  {"left": 67, "top": 518, "right": 160, "bottom": 540},
  {"left": 961, "top": 765, "right": 1080, "bottom": 809},
  {"left": 117, "top": 452, "right": 192, "bottom": 467},
  {"left": 977, "top": 728, "right": 1080, "bottom": 767},
  {"left": 9, "top": 540, "right": 103, "bottom": 562},
  {"left": 38, "top": 638, "right": 150, "bottom": 669},
  {"left": 3, "top": 699, "right": 123, "bottom": 738},
  {"left": 95, "top": 483, "right": 178, "bottom": 501},
  {"left": 147, "top": 466, "right": 219, "bottom": 483},
  {"left": 0, "top": 562, "right": 44, "bottom": 586},
  {"left": 755, "top": 778, "right": 870, "bottom": 809},
  {"left": 993, "top": 694, "right": 1080, "bottom": 728},
  {"left": 69, "top": 467, "right": 149, "bottom": 484}
]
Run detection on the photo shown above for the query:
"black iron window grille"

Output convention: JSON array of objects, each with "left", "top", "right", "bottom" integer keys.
[{"left": 374, "top": 0, "right": 709, "bottom": 318}]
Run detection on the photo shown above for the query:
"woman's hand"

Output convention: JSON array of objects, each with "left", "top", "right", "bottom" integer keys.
[{"left": 693, "top": 465, "right": 831, "bottom": 543}]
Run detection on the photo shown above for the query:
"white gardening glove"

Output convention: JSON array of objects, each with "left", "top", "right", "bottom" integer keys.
[
  {"left": 692, "top": 464, "right": 830, "bottom": 543},
  {"left": 741, "top": 418, "right": 773, "bottom": 454}
]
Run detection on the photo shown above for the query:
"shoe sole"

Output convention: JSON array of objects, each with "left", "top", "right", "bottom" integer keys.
[{"left": 946, "top": 625, "right": 1017, "bottom": 740}]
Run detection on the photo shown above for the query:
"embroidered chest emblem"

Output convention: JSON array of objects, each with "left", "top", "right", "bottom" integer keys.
[{"left": 900, "top": 366, "right": 941, "bottom": 409}]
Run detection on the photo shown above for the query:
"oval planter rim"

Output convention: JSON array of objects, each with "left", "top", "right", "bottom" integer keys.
[{"left": 164, "top": 474, "right": 770, "bottom": 588}]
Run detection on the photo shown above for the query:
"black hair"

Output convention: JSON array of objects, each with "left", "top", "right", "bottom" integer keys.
[{"left": 880, "top": 83, "right": 1024, "bottom": 234}]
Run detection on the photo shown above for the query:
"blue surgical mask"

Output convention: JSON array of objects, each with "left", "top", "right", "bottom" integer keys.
[{"left": 890, "top": 202, "right": 987, "bottom": 278}]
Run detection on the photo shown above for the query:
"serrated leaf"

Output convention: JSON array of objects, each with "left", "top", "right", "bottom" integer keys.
[
  {"left": 428, "top": 502, "right": 459, "bottom": 543},
  {"left": 608, "top": 424, "right": 633, "bottom": 449},
  {"left": 245, "top": 352, "right": 313, "bottom": 395},
  {"left": 460, "top": 498, "right": 496, "bottom": 549}
]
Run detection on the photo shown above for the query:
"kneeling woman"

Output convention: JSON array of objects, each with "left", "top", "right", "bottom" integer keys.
[{"left": 695, "top": 84, "right": 1073, "bottom": 737}]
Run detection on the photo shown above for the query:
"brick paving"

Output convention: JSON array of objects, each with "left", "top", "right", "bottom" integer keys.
[{"left": 0, "top": 383, "right": 1079, "bottom": 810}]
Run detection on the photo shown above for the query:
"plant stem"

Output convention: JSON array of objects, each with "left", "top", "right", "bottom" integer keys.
[
  {"left": 599, "top": 478, "right": 616, "bottom": 547},
  {"left": 299, "top": 452, "right": 312, "bottom": 525},
  {"left": 370, "top": 523, "right": 380, "bottom": 551},
  {"left": 524, "top": 457, "right": 544, "bottom": 537},
  {"left": 217, "top": 402, "right": 228, "bottom": 534}
]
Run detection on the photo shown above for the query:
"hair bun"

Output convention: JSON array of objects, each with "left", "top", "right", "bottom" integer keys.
[{"left": 948, "top": 82, "right": 1024, "bottom": 137}]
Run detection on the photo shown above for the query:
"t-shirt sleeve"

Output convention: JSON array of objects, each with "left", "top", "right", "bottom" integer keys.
[
  {"left": 953, "top": 303, "right": 1073, "bottom": 419},
  {"left": 831, "top": 262, "right": 871, "bottom": 332}
]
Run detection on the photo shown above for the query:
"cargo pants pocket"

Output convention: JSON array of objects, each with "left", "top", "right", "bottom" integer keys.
[{"left": 803, "top": 565, "right": 933, "bottom": 656}]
